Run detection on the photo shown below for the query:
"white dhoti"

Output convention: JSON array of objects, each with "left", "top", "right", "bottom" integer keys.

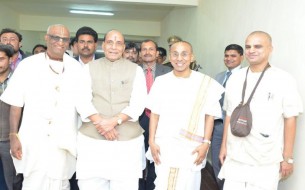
[
  {"left": 219, "top": 158, "right": 280, "bottom": 190},
  {"left": 146, "top": 137, "right": 206, "bottom": 190},
  {"left": 76, "top": 133, "right": 144, "bottom": 189}
]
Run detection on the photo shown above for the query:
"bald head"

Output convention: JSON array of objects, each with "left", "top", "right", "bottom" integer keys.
[
  {"left": 45, "top": 24, "right": 70, "bottom": 60},
  {"left": 47, "top": 24, "right": 70, "bottom": 36},
  {"left": 245, "top": 31, "right": 273, "bottom": 69},
  {"left": 248, "top": 31, "right": 272, "bottom": 44},
  {"left": 170, "top": 41, "right": 193, "bottom": 53},
  {"left": 103, "top": 29, "right": 125, "bottom": 43}
]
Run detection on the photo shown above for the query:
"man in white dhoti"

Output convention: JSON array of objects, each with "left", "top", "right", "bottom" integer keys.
[
  {"left": 146, "top": 41, "right": 224, "bottom": 189},
  {"left": 218, "top": 31, "right": 303, "bottom": 190},
  {"left": 0, "top": 24, "right": 102, "bottom": 190}
]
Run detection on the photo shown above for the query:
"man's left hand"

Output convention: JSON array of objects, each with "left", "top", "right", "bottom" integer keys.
[
  {"left": 280, "top": 161, "right": 293, "bottom": 179},
  {"left": 192, "top": 143, "right": 209, "bottom": 166}
]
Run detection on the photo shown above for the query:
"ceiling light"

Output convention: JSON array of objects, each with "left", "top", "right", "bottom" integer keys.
[{"left": 70, "top": 10, "right": 114, "bottom": 16}]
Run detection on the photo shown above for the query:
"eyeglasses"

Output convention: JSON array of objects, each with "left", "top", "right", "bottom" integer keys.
[
  {"left": 0, "top": 37, "right": 18, "bottom": 43},
  {"left": 47, "top": 34, "right": 70, "bottom": 43},
  {"left": 170, "top": 51, "right": 191, "bottom": 59}
]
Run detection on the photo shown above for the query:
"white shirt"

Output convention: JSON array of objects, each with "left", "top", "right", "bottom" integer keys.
[
  {"left": 224, "top": 65, "right": 303, "bottom": 164},
  {"left": 0, "top": 53, "right": 97, "bottom": 178}
]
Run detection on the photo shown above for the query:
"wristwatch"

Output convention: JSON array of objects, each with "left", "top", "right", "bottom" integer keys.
[
  {"left": 284, "top": 158, "right": 294, "bottom": 164},
  {"left": 202, "top": 139, "right": 211, "bottom": 145},
  {"left": 117, "top": 116, "right": 123, "bottom": 125}
]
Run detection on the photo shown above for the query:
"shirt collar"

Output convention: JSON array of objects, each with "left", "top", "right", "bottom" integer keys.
[
  {"left": 228, "top": 65, "right": 241, "bottom": 74},
  {"left": 79, "top": 55, "right": 95, "bottom": 66},
  {"left": 143, "top": 63, "right": 156, "bottom": 72}
]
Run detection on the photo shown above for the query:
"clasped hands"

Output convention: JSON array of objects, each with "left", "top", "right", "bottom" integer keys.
[{"left": 94, "top": 117, "right": 119, "bottom": 141}]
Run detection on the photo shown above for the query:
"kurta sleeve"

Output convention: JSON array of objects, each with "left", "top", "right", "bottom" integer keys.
[{"left": 121, "top": 66, "right": 147, "bottom": 121}]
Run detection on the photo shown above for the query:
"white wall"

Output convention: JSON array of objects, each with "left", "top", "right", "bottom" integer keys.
[
  {"left": 0, "top": 6, "right": 19, "bottom": 30},
  {"left": 159, "top": 0, "right": 305, "bottom": 189},
  {"left": 18, "top": 15, "right": 160, "bottom": 53}
]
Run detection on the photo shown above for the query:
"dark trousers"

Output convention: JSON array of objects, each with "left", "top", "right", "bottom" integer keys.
[
  {"left": 139, "top": 113, "right": 156, "bottom": 190},
  {"left": 0, "top": 161, "right": 7, "bottom": 190},
  {"left": 0, "top": 141, "right": 23, "bottom": 190},
  {"left": 211, "top": 120, "right": 224, "bottom": 190},
  {"left": 69, "top": 172, "right": 79, "bottom": 190}
]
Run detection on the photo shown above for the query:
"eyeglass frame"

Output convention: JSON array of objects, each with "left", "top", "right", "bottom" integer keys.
[{"left": 47, "top": 34, "right": 70, "bottom": 43}]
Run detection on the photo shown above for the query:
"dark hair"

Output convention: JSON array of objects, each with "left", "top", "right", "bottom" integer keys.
[
  {"left": 225, "top": 44, "right": 243, "bottom": 55},
  {"left": 0, "top": 43, "right": 14, "bottom": 58},
  {"left": 141, "top": 39, "right": 158, "bottom": 50},
  {"left": 0, "top": 28, "right": 23, "bottom": 42},
  {"left": 32, "top": 44, "right": 47, "bottom": 54},
  {"left": 157, "top": 47, "right": 167, "bottom": 57},
  {"left": 125, "top": 42, "right": 139, "bottom": 53},
  {"left": 75, "top": 26, "right": 98, "bottom": 43},
  {"left": 69, "top": 37, "right": 77, "bottom": 47}
]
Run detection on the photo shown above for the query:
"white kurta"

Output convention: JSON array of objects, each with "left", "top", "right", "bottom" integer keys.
[
  {"left": 219, "top": 65, "right": 303, "bottom": 189},
  {"left": 0, "top": 53, "right": 97, "bottom": 179},
  {"left": 146, "top": 71, "right": 224, "bottom": 170},
  {"left": 76, "top": 58, "right": 147, "bottom": 181}
]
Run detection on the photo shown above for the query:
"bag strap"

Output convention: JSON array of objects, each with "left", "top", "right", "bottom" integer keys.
[{"left": 241, "top": 63, "right": 270, "bottom": 105}]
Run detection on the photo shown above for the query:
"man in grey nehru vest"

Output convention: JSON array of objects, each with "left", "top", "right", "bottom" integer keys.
[{"left": 77, "top": 29, "right": 147, "bottom": 190}]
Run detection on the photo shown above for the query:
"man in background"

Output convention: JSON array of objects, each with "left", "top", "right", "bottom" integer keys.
[
  {"left": 32, "top": 44, "right": 47, "bottom": 55},
  {"left": 156, "top": 47, "right": 167, "bottom": 65},
  {"left": 68, "top": 37, "right": 79, "bottom": 57},
  {"left": 0, "top": 28, "right": 26, "bottom": 71},
  {"left": 123, "top": 42, "right": 139, "bottom": 63},
  {"left": 163, "top": 35, "right": 182, "bottom": 68},
  {"left": 212, "top": 44, "right": 243, "bottom": 190},
  {"left": 75, "top": 26, "right": 101, "bottom": 65},
  {"left": 139, "top": 39, "right": 172, "bottom": 190},
  {"left": 0, "top": 44, "right": 23, "bottom": 190}
]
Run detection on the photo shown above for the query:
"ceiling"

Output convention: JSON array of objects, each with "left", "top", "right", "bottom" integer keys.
[{"left": 2, "top": 0, "right": 198, "bottom": 22}]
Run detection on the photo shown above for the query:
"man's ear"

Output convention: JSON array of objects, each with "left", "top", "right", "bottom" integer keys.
[
  {"left": 191, "top": 54, "right": 195, "bottom": 62},
  {"left": 101, "top": 42, "right": 105, "bottom": 51}
]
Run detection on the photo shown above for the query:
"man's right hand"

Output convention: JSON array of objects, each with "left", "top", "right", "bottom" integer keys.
[
  {"left": 103, "top": 128, "right": 118, "bottom": 141},
  {"left": 10, "top": 134, "right": 22, "bottom": 160},
  {"left": 219, "top": 144, "right": 227, "bottom": 165},
  {"left": 149, "top": 142, "right": 161, "bottom": 165}
]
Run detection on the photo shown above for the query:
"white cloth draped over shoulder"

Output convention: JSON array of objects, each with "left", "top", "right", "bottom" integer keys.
[{"left": 146, "top": 71, "right": 224, "bottom": 170}]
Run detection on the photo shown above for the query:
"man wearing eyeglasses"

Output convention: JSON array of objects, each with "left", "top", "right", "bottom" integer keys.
[
  {"left": 0, "top": 24, "right": 105, "bottom": 190},
  {"left": 76, "top": 29, "right": 147, "bottom": 190},
  {"left": 146, "top": 41, "right": 224, "bottom": 189},
  {"left": 138, "top": 39, "right": 172, "bottom": 190},
  {"left": 0, "top": 28, "right": 27, "bottom": 71}
]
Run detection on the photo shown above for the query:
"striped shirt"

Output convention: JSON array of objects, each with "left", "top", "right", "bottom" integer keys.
[{"left": 0, "top": 72, "right": 12, "bottom": 141}]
